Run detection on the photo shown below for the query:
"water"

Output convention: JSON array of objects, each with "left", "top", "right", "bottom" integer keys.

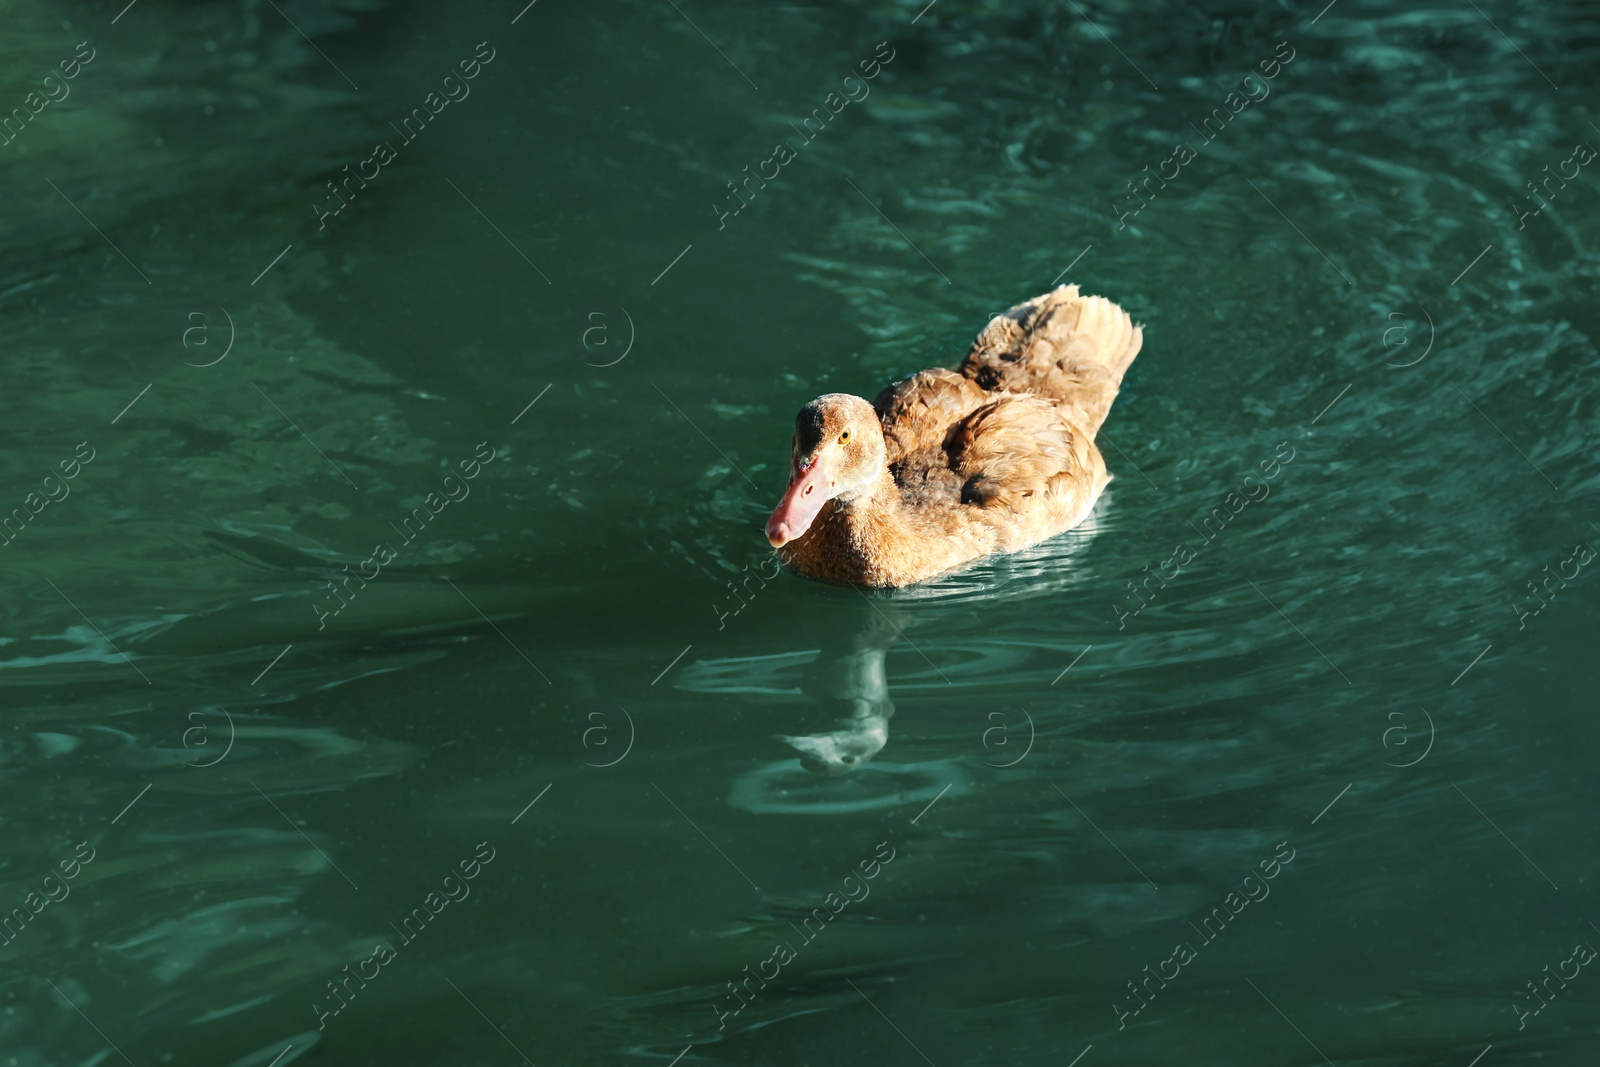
[{"left": 3, "top": 0, "right": 1598, "bottom": 1063}]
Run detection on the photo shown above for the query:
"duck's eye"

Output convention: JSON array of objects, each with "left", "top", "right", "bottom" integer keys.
[{"left": 839, "top": 429, "right": 852, "bottom": 444}]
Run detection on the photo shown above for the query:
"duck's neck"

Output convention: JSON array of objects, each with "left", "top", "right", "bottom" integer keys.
[{"left": 787, "top": 470, "right": 924, "bottom": 587}]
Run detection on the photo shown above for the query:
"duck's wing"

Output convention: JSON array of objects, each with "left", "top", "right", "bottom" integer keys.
[
  {"left": 959, "top": 284, "right": 1143, "bottom": 434},
  {"left": 872, "top": 367, "right": 987, "bottom": 467},
  {"left": 946, "top": 395, "right": 1109, "bottom": 545}
]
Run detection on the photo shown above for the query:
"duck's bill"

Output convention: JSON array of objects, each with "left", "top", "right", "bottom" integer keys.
[{"left": 766, "top": 463, "right": 830, "bottom": 547}]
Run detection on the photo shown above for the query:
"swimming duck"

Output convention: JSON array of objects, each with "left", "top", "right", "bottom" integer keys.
[{"left": 765, "top": 285, "right": 1143, "bottom": 587}]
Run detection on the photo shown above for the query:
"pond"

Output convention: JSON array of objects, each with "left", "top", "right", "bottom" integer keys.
[{"left": 1, "top": 0, "right": 1597, "bottom": 1064}]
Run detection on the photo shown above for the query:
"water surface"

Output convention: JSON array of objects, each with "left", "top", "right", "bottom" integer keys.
[{"left": 2, "top": 1, "right": 1598, "bottom": 1064}]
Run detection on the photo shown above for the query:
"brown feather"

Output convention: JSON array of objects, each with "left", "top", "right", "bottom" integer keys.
[
  {"left": 959, "top": 284, "right": 1143, "bottom": 433},
  {"left": 872, "top": 368, "right": 987, "bottom": 465}
]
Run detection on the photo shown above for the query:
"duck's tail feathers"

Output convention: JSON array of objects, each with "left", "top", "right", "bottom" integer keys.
[{"left": 958, "top": 284, "right": 1143, "bottom": 434}]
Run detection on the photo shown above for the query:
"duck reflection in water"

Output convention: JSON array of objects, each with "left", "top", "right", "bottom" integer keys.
[{"left": 781, "top": 606, "right": 903, "bottom": 775}]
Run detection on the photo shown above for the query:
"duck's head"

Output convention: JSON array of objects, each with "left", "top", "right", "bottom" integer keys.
[
  {"left": 780, "top": 721, "right": 890, "bottom": 775},
  {"left": 766, "top": 393, "right": 885, "bottom": 548}
]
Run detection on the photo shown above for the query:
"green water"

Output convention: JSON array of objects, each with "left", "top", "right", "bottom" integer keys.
[{"left": 3, "top": 0, "right": 1598, "bottom": 1064}]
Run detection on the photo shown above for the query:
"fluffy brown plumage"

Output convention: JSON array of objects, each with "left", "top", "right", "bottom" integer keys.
[{"left": 765, "top": 284, "right": 1143, "bottom": 587}]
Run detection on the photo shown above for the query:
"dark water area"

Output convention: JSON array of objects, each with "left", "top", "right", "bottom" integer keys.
[{"left": 2, "top": 0, "right": 1598, "bottom": 1064}]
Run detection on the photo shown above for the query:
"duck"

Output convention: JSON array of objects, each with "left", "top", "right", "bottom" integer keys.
[{"left": 765, "top": 284, "right": 1143, "bottom": 587}]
